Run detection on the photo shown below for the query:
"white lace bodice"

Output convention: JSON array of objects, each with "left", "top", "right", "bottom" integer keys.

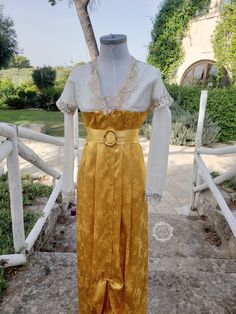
[
  {"left": 56, "top": 58, "right": 174, "bottom": 203},
  {"left": 56, "top": 57, "right": 174, "bottom": 115}
]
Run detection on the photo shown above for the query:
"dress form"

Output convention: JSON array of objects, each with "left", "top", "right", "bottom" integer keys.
[
  {"left": 96, "top": 34, "right": 133, "bottom": 97},
  {"left": 56, "top": 33, "right": 173, "bottom": 206},
  {"left": 96, "top": 34, "right": 171, "bottom": 204}
]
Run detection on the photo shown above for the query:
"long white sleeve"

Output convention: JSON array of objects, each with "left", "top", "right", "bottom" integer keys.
[
  {"left": 56, "top": 67, "right": 79, "bottom": 204},
  {"left": 145, "top": 69, "right": 174, "bottom": 201}
]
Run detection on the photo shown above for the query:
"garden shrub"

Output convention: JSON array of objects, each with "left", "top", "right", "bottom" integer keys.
[
  {"left": 0, "top": 77, "right": 63, "bottom": 110},
  {"left": 0, "top": 78, "right": 15, "bottom": 109},
  {"left": 168, "top": 84, "right": 236, "bottom": 143},
  {"left": 32, "top": 66, "right": 56, "bottom": 90},
  {"left": 0, "top": 78, "right": 38, "bottom": 109},
  {"left": 37, "top": 84, "right": 62, "bottom": 111},
  {"left": 170, "top": 104, "right": 221, "bottom": 146},
  {"left": 143, "top": 103, "right": 221, "bottom": 147}
]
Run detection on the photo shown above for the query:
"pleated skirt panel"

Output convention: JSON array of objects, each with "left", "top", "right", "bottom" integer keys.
[{"left": 76, "top": 140, "right": 148, "bottom": 314}]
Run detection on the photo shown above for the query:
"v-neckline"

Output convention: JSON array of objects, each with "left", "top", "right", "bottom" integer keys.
[
  {"left": 88, "top": 55, "right": 140, "bottom": 114},
  {"left": 93, "top": 55, "right": 137, "bottom": 99}
]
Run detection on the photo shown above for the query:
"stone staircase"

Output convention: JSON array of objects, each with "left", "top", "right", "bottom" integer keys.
[{"left": 0, "top": 210, "right": 236, "bottom": 314}]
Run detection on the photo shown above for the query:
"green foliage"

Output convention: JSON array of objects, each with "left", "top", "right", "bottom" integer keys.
[
  {"left": 170, "top": 84, "right": 236, "bottom": 142},
  {"left": 0, "top": 66, "right": 71, "bottom": 85},
  {"left": 147, "top": 0, "right": 211, "bottom": 81},
  {"left": 0, "top": 67, "right": 70, "bottom": 110},
  {"left": 0, "top": 78, "right": 15, "bottom": 109},
  {"left": 0, "top": 5, "right": 18, "bottom": 69},
  {"left": 37, "top": 84, "right": 62, "bottom": 111},
  {"left": 222, "top": 176, "right": 236, "bottom": 191},
  {"left": 0, "top": 173, "right": 53, "bottom": 293},
  {"left": 32, "top": 66, "right": 56, "bottom": 90},
  {"left": 143, "top": 103, "right": 220, "bottom": 146},
  {"left": 210, "top": 171, "right": 236, "bottom": 191},
  {"left": 142, "top": 83, "right": 236, "bottom": 144},
  {"left": 54, "top": 66, "right": 71, "bottom": 86},
  {"left": 0, "top": 67, "right": 33, "bottom": 85},
  {"left": 0, "top": 268, "right": 7, "bottom": 292},
  {"left": 210, "top": 170, "right": 221, "bottom": 178},
  {"left": 142, "top": 124, "right": 152, "bottom": 140},
  {"left": 0, "top": 78, "right": 38, "bottom": 109},
  {"left": 170, "top": 104, "right": 221, "bottom": 146},
  {"left": 212, "top": 2, "right": 236, "bottom": 83},
  {"left": 0, "top": 173, "right": 52, "bottom": 211},
  {"left": 7, "top": 55, "right": 32, "bottom": 69}
]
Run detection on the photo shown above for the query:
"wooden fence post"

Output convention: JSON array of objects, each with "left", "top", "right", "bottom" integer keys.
[
  {"left": 6, "top": 124, "right": 25, "bottom": 253},
  {"left": 190, "top": 90, "right": 208, "bottom": 210}
]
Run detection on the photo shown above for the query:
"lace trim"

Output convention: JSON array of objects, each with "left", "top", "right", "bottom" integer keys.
[
  {"left": 88, "top": 56, "right": 139, "bottom": 115},
  {"left": 56, "top": 100, "right": 77, "bottom": 115},
  {"left": 144, "top": 192, "right": 162, "bottom": 201},
  {"left": 144, "top": 192, "right": 162, "bottom": 208},
  {"left": 149, "top": 92, "right": 174, "bottom": 112}
]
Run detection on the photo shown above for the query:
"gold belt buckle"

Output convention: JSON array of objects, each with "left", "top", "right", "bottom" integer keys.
[{"left": 103, "top": 129, "right": 117, "bottom": 147}]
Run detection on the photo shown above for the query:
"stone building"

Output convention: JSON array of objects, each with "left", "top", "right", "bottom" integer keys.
[{"left": 176, "top": 0, "right": 231, "bottom": 87}]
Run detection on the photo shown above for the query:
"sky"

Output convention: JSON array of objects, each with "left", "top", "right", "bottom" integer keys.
[{"left": 1, "top": 0, "right": 161, "bottom": 67}]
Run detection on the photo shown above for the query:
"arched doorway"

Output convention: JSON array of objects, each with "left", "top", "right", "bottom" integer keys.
[{"left": 180, "top": 60, "right": 230, "bottom": 88}]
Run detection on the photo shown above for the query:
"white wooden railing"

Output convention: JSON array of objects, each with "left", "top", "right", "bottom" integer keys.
[
  {"left": 190, "top": 90, "right": 236, "bottom": 239},
  {"left": 0, "top": 112, "right": 79, "bottom": 268}
]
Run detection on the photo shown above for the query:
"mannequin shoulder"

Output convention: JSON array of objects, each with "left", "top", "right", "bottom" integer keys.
[
  {"left": 68, "top": 62, "right": 91, "bottom": 82},
  {"left": 136, "top": 59, "right": 161, "bottom": 80}
]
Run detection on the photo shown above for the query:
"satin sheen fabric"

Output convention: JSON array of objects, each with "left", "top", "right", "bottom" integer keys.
[{"left": 77, "top": 110, "right": 149, "bottom": 313}]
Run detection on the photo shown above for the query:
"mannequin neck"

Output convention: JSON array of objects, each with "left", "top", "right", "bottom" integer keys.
[
  {"left": 98, "top": 41, "right": 131, "bottom": 63},
  {"left": 95, "top": 39, "right": 134, "bottom": 97}
]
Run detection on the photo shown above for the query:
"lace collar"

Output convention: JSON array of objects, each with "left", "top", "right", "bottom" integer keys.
[{"left": 88, "top": 56, "right": 139, "bottom": 115}]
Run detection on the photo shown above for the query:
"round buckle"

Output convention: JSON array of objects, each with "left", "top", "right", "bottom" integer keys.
[{"left": 103, "top": 129, "right": 117, "bottom": 147}]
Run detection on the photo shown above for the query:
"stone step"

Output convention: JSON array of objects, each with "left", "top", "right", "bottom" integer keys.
[
  {"left": 0, "top": 252, "right": 235, "bottom": 314},
  {"left": 148, "top": 256, "right": 236, "bottom": 314},
  {"left": 149, "top": 213, "right": 236, "bottom": 259},
  {"left": 0, "top": 252, "right": 78, "bottom": 314},
  {"left": 41, "top": 211, "right": 236, "bottom": 259}
]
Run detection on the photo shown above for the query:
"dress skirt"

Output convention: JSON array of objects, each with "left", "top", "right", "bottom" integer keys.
[{"left": 76, "top": 110, "right": 149, "bottom": 314}]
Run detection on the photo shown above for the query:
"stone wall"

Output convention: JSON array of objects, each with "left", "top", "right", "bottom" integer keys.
[{"left": 176, "top": 0, "right": 222, "bottom": 84}]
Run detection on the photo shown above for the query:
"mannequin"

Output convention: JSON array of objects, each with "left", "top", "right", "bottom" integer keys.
[
  {"left": 95, "top": 33, "right": 171, "bottom": 205},
  {"left": 56, "top": 33, "right": 173, "bottom": 313},
  {"left": 96, "top": 34, "right": 133, "bottom": 97}
]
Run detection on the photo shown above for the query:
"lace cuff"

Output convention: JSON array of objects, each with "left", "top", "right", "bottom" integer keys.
[
  {"left": 149, "top": 69, "right": 174, "bottom": 112},
  {"left": 144, "top": 191, "right": 162, "bottom": 208},
  {"left": 56, "top": 100, "right": 77, "bottom": 115},
  {"left": 144, "top": 192, "right": 162, "bottom": 201}
]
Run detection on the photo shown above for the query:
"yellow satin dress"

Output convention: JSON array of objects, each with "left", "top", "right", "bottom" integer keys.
[{"left": 76, "top": 109, "right": 149, "bottom": 313}]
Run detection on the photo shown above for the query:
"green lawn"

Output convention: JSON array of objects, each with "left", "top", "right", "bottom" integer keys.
[{"left": 0, "top": 109, "right": 87, "bottom": 137}]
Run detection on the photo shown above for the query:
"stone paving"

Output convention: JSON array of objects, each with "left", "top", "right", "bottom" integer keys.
[
  {"left": 2, "top": 135, "right": 235, "bottom": 216},
  {"left": 1, "top": 211, "right": 236, "bottom": 313},
  {"left": 1, "top": 135, "right": 236, "bottom": 313}
]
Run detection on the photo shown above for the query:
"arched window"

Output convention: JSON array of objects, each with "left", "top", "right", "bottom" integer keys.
[{"left": 181, "top": 60, "right": 230, "bottom": 88}]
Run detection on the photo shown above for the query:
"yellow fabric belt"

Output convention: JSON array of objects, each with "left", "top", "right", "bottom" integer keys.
[{"left": 86, "top": 127, "right": 139, "bottom": 147}]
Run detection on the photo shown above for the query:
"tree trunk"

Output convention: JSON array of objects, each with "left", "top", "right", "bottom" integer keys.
[{"left": 74, "top": 0, "right": 99, "bottom": 60}]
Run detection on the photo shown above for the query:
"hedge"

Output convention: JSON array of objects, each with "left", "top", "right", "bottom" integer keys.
[{"left": 168, "top": 84, "right": 236, "bottom": 143}]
